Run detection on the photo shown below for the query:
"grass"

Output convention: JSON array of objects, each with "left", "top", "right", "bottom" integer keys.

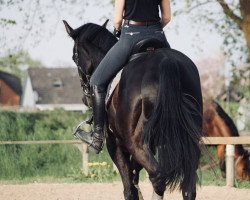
[
  {"left": 199, "top": 166, "right": 250, "bottom": 188},
  {"left": 198, "top": 146, "right": 250, "bottom": 188},
  {"left": 1, "top": 145, "right": 249, "bottom": 188}
]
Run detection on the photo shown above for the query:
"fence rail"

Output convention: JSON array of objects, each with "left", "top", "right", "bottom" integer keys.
[
  {"left": 1, "top": 137, "right": 250, "bottom": 145},
  {"left": 0, "top": 140, "right": 82, "bottom": 145},
  {"left": 0, "top": 135, "right": 250, "bottom": 187}
]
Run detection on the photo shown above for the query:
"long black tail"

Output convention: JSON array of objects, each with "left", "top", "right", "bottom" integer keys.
[{"left": 142, "top": 58, "right": 202, "bottom": 191}]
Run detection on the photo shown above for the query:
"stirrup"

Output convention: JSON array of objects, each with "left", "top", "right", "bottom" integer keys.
[
  {"left": 86, "top": 115, "right": 93, "bottom": 125},
  {"left": 72, "top": 120, "right": 91, "bottom": 138},
  {"left": 72, "top": 121, "right": 104, "bottom": 154}
]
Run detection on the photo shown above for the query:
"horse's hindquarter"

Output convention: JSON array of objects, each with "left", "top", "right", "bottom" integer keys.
[
  {"left": 166, "top": 49, "right": 202, "bottom": 105},
  {"left": 108, "top": 54, "right": 160, "bottom": 143},
  {"left": 107, "top": 48, "right": 203, "bottom": 142}
]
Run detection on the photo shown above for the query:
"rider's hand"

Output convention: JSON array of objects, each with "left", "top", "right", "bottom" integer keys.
[{"left": 113, "top": 27, "right": 121, "bottom": 38}]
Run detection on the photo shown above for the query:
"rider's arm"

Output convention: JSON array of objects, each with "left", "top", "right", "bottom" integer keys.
[
  {"left": 160, "top": 0, "right": 171, "bottom": 28},
  {"left": 113, "top": 0, "right": 125, "bottom": 31}
]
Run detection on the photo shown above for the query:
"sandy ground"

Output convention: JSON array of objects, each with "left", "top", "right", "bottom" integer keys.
[{"left": 0, "top": 181, "right": 250, "bottom": 200}]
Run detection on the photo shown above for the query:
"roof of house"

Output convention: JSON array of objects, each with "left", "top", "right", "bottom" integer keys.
[
  {"left": 28, "top": 67, "right": 83, "bottom": 104},
  {"left": 0, "top": 71, "right": 22, "bottom": 95}
]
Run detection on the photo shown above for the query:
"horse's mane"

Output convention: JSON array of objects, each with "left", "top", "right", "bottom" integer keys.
[
  {"left": 214, "top": 101, "right": 245, "bottom": 155},
  {"left": 71, "top": 23, "right": 118, "bottom": 52}
]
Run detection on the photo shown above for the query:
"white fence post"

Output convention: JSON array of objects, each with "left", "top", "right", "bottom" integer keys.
[
  {"left": 82, "top": 143, "right": 88, "bottom": 176},
  {"left": 226, "top": 144, "right": 235, "bottom": 187}
]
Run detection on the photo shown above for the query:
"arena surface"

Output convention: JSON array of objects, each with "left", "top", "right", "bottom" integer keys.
[{"left": 1, "top": 181, "right": 250, "bottom": 200}]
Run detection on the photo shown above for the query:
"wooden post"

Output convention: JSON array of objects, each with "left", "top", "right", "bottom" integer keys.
[
  {"left": 113, "top": 163, "right": 119, "bottom": 173},
  {"left": 226, "top": 144, "right": 235, "bottom": 187},
  {"left": 82, "top": 143, "right": 88, "bottom": 176}
]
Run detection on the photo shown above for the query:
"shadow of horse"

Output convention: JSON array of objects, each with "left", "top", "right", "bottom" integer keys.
[{"left": 203, "top": 100, "right": 250, "bottom": 181}]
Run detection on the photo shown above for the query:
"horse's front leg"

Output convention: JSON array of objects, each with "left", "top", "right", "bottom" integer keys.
[
  {"left": 106, "top": 133, "right": 140, "bottom": 200},
  {"left": 217, "top": 144, "right": 226, "bottom": 177}
]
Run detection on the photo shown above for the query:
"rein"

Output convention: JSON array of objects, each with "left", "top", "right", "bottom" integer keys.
[
  {"left": 73, "top": 26, "right": 105, "bottom": 99},
  {"left": 74, "top": 42, "right": 92, "bottom": 98}
]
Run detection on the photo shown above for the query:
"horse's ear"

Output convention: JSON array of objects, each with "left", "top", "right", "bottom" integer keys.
[
  {"left": 102, "top": 19, "right": 109, "bottom": 28},
  {"left": 63, "top": 20, "right": 74, "bottom": 37}
]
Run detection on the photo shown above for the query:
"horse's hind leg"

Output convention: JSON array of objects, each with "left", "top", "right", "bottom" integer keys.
[
  {"left": 106, "top": 133, "right": 140, "bottom": 200},
  {"left": 131, "top": 157, "right": 162, "bottom": 200},
  {"left": 182, "top": 185, "right": 196, "bottom": 200},
  {"left": 181, "top": 172, "right": 197, "bottom": 200},
  {"left": 127, "top": 145, "right": 165, "bottom": 199},
  {"left": 131, "top": 159, "right": 144, "bottom": 200},
  {"left": 152, "top": 191, "right": 163, "bottom": 200}
]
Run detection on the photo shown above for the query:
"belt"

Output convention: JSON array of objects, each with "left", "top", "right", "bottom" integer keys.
[{"left": 124, "top": 19, "right": 160, "bottom": 26}]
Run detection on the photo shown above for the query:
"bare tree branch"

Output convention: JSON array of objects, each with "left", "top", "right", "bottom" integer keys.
[
  {"left": 217, "top": 0, "right": 243, "bottom": 28},
  {"left": 185, "top": 1, "right": 213, "bottom": 14}
]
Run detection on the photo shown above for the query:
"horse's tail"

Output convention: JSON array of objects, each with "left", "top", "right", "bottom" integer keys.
[{"left": 142, "top": 58, "right": 202, "bottom": 191}]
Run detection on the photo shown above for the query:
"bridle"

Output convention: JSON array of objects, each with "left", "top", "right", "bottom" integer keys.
[
  {"left": 74, "top": 41, "right": 92, "bottom": 98},
  {"left": 73, "top": 26, "right": 106, "bottom": 99}
]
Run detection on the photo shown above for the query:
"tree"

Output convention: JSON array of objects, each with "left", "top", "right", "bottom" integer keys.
[
  {"left": 174, "top": 0, "right": 250, "bottom": 60},
  {"left": 0, "top": 0, "right": 110, "bottom": 52},
  {"left": 172, "top": 0, "right": 250, "bottom": 62},
  {"left": 0, "top": 50, "right": 42, "bottom": 78},
  {"left": 172, "top": 0, "right": 250, "bottom": 101}
]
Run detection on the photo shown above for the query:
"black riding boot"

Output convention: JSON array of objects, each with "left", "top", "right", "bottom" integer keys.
[{"left": 74, "top": 85, "right": 106, "bottom": 154}]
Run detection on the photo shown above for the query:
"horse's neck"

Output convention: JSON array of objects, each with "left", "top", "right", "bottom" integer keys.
[
  {"left": 92, "top": 42, "right": 116, "bottom": 72},
  {"left": 217, "top": 116, "right": 245, "bottom": 156}
]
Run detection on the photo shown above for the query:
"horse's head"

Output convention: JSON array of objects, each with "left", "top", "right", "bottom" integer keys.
[
  {"left": 63, "top": 20, "right": 117, "bottom": 107},
  {"left": 235, "top": 149, "right": 250, "bottom": 181}
]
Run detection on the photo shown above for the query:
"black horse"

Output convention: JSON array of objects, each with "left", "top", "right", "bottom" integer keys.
[{"left": 64, "top": 20, "right": 203, "bottom": 200}]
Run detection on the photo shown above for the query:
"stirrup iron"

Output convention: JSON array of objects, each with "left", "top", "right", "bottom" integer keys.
[{"left": 72, "top": 120, "right": 91, "bottom": 138}]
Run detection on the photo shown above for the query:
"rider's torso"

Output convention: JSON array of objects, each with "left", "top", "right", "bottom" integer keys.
[{"left": 123, "top": 0, "right": 161, "bottom": 22}]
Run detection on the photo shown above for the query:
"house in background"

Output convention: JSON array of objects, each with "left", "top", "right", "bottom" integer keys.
[
  {"left": 0, "top": 71, "right": 22, "bottom": 106},
  {"left": 22, "top": 67, "right": 86, "bottom": 111}
]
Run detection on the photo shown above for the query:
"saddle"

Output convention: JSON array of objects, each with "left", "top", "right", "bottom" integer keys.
[
  {"left": 132, "top": 38, "right": 166, "bottom": 54},
  {"left": 106, "top": 38, "right": 167, "bottom": 103}
]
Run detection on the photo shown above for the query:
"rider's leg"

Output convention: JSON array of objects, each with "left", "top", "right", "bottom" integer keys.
[
  {"left": 74, "top": 32, "right": 132, "bottom": 154},
  {"left": 74, "top": 85, "right": 106, "bottom": 153}
]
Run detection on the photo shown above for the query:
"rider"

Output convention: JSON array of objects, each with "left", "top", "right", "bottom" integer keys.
[{"left": 75, "top": 0, "right": 171, "bottom": 153}]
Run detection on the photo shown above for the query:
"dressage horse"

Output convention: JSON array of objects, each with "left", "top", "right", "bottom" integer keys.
[
  {"left": 64, "top": 20, "right": 203, "bottom": 200},
  {"left": 203, "top": 101, "right": 250, "bottom": 180}
]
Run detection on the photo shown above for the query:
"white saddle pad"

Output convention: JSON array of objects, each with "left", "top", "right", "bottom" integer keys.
[{"left": 105, "top": 69, "right": 123, "bottom": 104}]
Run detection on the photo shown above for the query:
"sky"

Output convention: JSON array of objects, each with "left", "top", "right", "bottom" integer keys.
[{"left": 0, "top": 1, "right": 223, "bottom": 68}]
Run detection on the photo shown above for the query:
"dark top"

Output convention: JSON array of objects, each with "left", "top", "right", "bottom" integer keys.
[{"left": 123, "top": 0, "right": 161, "bottom": 22}]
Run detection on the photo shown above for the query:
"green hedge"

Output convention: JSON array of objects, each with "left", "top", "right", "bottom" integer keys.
[{"left": 0, "top": 109, "right": 87, "bottom": 180}]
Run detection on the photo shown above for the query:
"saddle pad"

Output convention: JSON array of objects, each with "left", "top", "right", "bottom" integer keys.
[{"left": 105, "top": 69, "right": 123, "bottom": 105}]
